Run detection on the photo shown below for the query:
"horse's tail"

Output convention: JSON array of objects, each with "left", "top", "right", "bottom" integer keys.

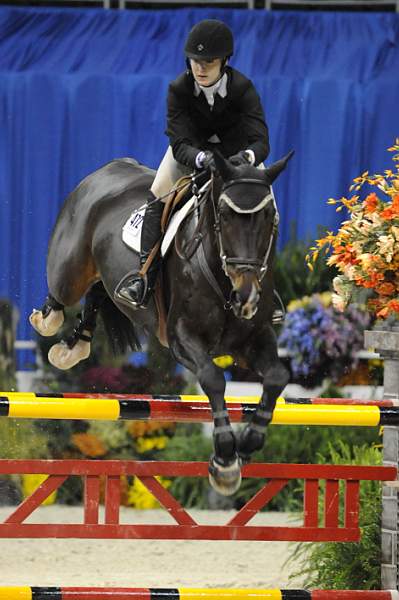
[{"left": 99, "top": 295, "right": 141, "bottom": 354}]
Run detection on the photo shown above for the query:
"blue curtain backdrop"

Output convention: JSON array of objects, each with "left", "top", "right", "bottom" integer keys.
[{"left": 1, "top": 6, "right": 399, "bottom": 350}]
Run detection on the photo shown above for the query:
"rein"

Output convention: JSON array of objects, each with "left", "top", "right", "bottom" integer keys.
[{"left": 174, "top": 181, "right": 212, "bottom": 260}]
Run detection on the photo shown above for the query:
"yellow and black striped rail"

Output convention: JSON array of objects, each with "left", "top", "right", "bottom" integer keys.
[
  {"left": 0, "top": 392, "right": 398, "bottom": 426},
  {"left": 0, "top": 588, "right": 396, "bottom": 599}
]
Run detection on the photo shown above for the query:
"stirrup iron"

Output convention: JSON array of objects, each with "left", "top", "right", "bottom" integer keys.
[{"left": 114, "top": 271, "right": 148, "bottom": 309}]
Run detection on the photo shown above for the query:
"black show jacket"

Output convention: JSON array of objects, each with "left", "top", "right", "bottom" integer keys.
[{"left": 166, "top": 66, "right": 270, "bottom": 169}]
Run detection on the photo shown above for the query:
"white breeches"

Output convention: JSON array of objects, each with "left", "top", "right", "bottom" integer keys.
[{"left": 150, "top": 147, "right": 191, "bottom": 202}]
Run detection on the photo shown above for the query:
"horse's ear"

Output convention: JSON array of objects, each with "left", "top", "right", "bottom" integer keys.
[
  {"left": 213, "top": 149, "right": 236, "bottom": 181},
  {"left": 264, "top": 150, "right": 295, "bottom": 184}
]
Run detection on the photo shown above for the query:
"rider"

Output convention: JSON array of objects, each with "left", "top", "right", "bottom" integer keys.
[{"left": 117, "top": 19, "right": 282, "bottom": 319}]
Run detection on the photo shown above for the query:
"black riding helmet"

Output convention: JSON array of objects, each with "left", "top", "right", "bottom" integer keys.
[{"left": 185, "top": 19, "right": 234, "bottom": 61}]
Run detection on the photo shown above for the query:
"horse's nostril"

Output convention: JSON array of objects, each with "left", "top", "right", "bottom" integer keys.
[{"left": 231, "top": 290, "right": 240, "bottom": 305}]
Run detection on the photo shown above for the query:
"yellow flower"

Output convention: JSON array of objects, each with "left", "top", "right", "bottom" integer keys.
[
  {"left": 135, "top": 436, "right": 168, "bottom": 453},
  {"left": 317, "top": 291, "right": 332, "bottom": 307},
  {"left": 127, "top": 476, "right": 171, "bottom": 509},
  {"left": 288, "top": 295, "right": 312, "bottom": 311},
  {"left": 22, "top": 474, "right": 57, "bottom": 506}
]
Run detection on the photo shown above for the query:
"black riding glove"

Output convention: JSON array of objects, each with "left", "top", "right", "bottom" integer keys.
[
  {"left": 228, "top": 151, "right": 252, "bottom": 166},
  {"left": 195, "top": 150, "right": 216, "bottom": 171}
]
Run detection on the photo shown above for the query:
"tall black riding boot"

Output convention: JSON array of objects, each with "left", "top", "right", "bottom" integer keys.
[{"left": 115, "top": 193, "right": 164, "bottom": 309}]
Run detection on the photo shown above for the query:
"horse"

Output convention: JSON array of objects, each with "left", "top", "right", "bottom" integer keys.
[{"left": 30, "top": 150, "right": 293, "bottom": 496}]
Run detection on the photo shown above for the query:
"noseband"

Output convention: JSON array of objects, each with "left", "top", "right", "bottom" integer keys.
[{"left": 212, "top": 177, "right": 279, "bottom": 282}]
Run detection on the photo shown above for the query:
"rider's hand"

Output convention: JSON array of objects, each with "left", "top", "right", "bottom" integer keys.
[
  {"left": 195, "top": 150, "right": 215, "bottom": 171},
  {"left": 228, "top": 150, "right": 253, "bottom": 166}
]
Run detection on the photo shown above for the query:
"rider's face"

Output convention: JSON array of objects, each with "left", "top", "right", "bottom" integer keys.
[{"left": 190, "top": 58, "right": 223, "bottom": 87}]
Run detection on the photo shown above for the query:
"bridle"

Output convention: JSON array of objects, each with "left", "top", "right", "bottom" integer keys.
[
  {"left": 176, "top": 173, "right": 279, "bottom": 312},
  {"left": 211, "top": 176, "right": 279, "bottom": 283}
]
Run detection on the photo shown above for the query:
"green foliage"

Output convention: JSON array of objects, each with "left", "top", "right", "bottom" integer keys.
[
  {"left": 0, "top": 420, "right": 49, "bottom": 459},
  {"left": 89, "top": 421, "right": 138, "bottom": 460},
  {"left": 287, "top": 440, "right": 383, "bottom": 590},
  {"left": 0, "top": 419, "right": 51, "bottom": 504},
  {"left": 159, "top": 424, "right": 213, "bottom": 508},
  {"left": 274, "top": 227, "right": 337, "bottom": 305}
]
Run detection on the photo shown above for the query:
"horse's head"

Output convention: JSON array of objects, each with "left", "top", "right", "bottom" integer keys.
[{"left": 212, "top": 150, "right": 294, "bottom": 320}]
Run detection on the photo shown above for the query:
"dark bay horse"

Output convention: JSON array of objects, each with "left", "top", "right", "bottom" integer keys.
[{"left": 30, "top": 151, "right": 292, "bottom": 495}]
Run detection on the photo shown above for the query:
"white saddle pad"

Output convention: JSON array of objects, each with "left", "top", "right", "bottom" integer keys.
[{"left": 122, "top": 197, "right": 195, "bottom": 257}]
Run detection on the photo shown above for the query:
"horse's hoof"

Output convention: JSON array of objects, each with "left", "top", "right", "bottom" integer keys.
[
  {"left": 48, "top": 340, "right": 90, "bottom": 370},
  {"left": 29, "top": 309, "right": 64, "bottom": 337},
  {"left": 208, "top": 455, "right": 242, "bottom": 496}
]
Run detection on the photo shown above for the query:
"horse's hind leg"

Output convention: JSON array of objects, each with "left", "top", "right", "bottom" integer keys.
[
  {"left": 170, "top": 332, "right": 241, "bottom": 496},
  {"left": 29, "top": 294, "right": 65, "bottom": 337},
  {"left": 238, "top": 330, "right": 289, "bottom": 462},
  {"left": 30, "top": 247, "right": 98, "bottom": 338},
  {"left": 48, "top": 282, "right": 107, "bottom": 371}
]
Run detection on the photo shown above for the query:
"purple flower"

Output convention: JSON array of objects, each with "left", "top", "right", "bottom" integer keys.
[{"left": 278, "top": 297, "right": 372, "bottom": 387}]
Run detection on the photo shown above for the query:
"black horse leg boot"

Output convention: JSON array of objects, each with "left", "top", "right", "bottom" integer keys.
[{"left": 115, "top": 193, "right": 164, "bottom": 309}]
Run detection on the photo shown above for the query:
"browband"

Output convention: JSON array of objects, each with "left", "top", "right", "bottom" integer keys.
[
  {"left": 220, "top": 192, "right": 274, "bottom": 214},
  {"left": 221, "top": 178, "right": 269, "bottom": 192}
]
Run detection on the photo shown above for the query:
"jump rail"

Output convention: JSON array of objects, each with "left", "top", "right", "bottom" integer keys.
[
  {"left": 0, "top": 459, "right": 395, "bottom": 542},
  {"left": 2, "top": 391, "right": 397, "bottom": 405},
  {"left": 0, "top": 588, "right": 398, "bottom": 599},
  {"left": 1, "top": 394, "right": 398, "bottom": 426}
]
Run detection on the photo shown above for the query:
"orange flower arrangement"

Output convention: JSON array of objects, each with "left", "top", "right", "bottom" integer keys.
[
  {"left": 71, "top": 433, "right": 107, "bottom": 458},
  {"left": 308, "top": 141, "right": 399, "bottom": 319}
]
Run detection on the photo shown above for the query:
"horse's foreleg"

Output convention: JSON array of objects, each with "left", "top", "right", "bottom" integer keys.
[
  {"left": 198, "top": 362, "right": 242, "bottom": 496},
  {"left": 48, "top": 282, "right": 106, "bottom": 371},
  {"left": 238, "top": 335, "right": 289, "bottom": 462},
  {"left": 29, "top": 294, "right": 65, "bottom": 337},
  {"left": 169, "top": 334, "right": 241, "bottom": 496}
]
